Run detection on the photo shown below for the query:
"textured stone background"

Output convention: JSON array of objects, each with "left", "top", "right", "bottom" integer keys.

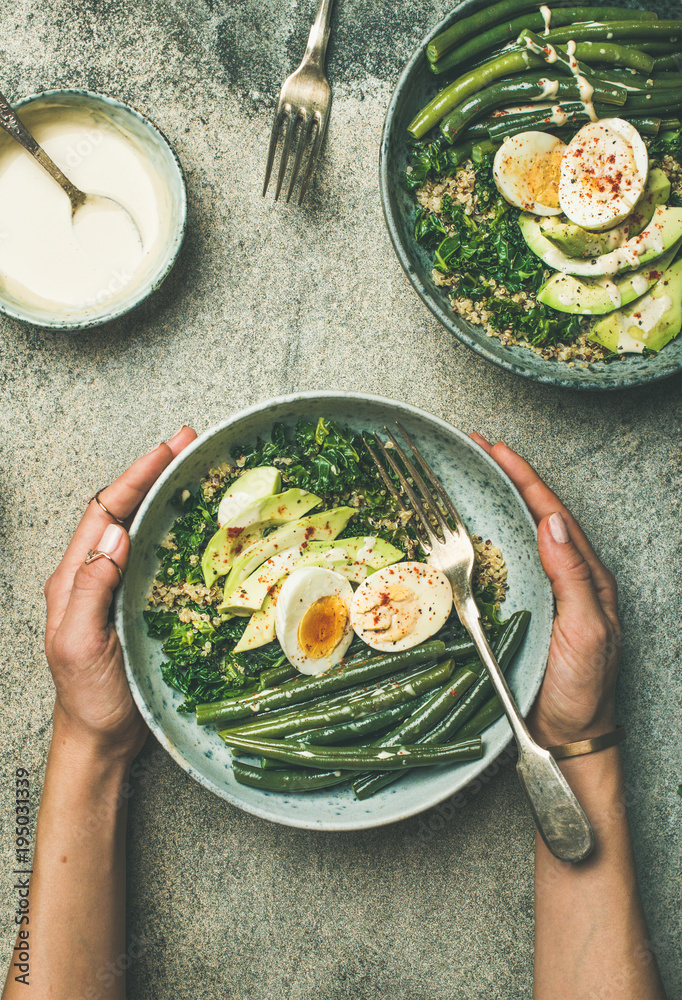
[{"left": 0, "top": 1, "right": 681, "bottom": 997}]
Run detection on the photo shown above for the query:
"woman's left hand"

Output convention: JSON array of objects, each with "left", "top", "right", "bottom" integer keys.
[{"left": 44, "top": 426, "right": 197, "bottom": 762}]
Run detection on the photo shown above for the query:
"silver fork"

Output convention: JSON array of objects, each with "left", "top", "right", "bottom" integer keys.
[
  {"left": 262, "top": 0, "right": 334, "bottom": 206},
  {"left": 365, "top": 424, "right": 595, "bottom": 864}
]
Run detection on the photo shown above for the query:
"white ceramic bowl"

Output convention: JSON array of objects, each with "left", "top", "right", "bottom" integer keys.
[
  {"left": 116, "top": 392, "right": 553, "bottom": 830},
  {"left": 0, "top": 89, "right": 186, "bottom": 331}
]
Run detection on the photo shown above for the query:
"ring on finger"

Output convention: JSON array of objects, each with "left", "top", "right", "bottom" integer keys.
[
  {"left": 85, "top": 548, "right": 124, "bottom": 581},
  {"left": 90, "top": 490, "right": 127, "bottom": 526}
]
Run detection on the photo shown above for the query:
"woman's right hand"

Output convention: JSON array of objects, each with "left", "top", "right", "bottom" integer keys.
[{"left": 471, "top": 435, "right": 621, "bottom": 748}]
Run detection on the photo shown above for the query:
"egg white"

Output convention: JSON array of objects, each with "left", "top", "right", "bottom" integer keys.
[
  {"left": 559, "top": 118, "right": 648, "bottom": 231},
  {"left": 493, "top": 131, "right": 565, "bottom": 216},
  {"left": 349, "top": 562, "right": 452, "bottom": 652},
  {"left": 275, "top": 567, "right": 354, "bottom": 675}
]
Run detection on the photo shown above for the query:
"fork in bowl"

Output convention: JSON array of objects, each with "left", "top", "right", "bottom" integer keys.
[
  {"left": 263, "top": 0, "right": 334, "bottom": 206},
  {"left": 365, "top": 424, "right": 595, "bottom": 863}
]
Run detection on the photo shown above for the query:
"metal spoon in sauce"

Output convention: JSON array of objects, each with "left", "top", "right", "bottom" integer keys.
[{"left": 0, "top": 90, "right": 143, "bottom": 251}]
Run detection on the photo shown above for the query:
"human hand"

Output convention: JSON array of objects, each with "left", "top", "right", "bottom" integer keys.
[
  {"left": 44, "top": 426, "right": 197, "bottom": 763},
  {"left": 471, "top": 435, "right": 621, "bottom": 748}
]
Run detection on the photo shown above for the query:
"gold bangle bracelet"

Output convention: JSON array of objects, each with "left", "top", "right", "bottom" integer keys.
[{"left": 548, "top": 725, "right": 626, "bottom": 760}]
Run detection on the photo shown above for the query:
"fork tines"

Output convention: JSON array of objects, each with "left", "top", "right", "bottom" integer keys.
[
  {"left": 263, "top": 103, "right": 325, "bottom": 206},
  {"left": 364, "top": 425, "right": 467, "bottom": 549}
]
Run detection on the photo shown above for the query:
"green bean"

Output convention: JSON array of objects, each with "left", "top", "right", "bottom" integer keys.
[
  {"left": 518, "top": 29, "right": 628, "bottom": 104},
  {"left": 661, "top": 117, "right": 681, "bottom": 130},
  {"left": 430, "top": 8, "right": 658, "bottom": 77},
  {"left": 589, "top": 67, "right": 655, "bottom": 89},
  {"left": 635, "top": 41, "right": 681, "bottom": 55},
  {"left": 279, "top": 692, "right": 436, "bottom": 746},
  {"left": 486, "top": 98, "right": 677, "bottom": 141},
  {"left": 259, "top": 693, "right": 439, "bottom": 769},
  {"left": 621, "top": 116, "right": 661, "bottom": 135},
  {"left": 220, "top": 658, "right": 457, "bottom": 739},
  {"left": 196, "top": 638, "right": 446, "bottom": 725},
  {"left": 455, "top": 695, "right": 504, "bottom": 741},
  {"left": 409, "top": 50, "right": 546, "bottom": 139},
  {"left": 622, "top": 88, "right": 682, "bottom": 113},
  {"left": 225, "top": 733, "right": 483, "bottom": 770},
  {"left": 655, "top": 55, "right": 682, "bottom": 72},
  {"left": 541, "top": 21, "right": 682, "bottom": 47},
  {"left": 555, "top": 41, "right": 655, "bottom": 74},
  {"left": 353, "top": 611, "right": 531, "bottom": 799},
  {"left": 232, "top": 760, "right": 349, "bottom": 792},
  {"left": 351, "top": 665, "right": 479, "bottom": 797},
  {"left": 258, "top": 659, "right": 295, "bottom": 690},
  {"left": 426, "top": 0, "right": 554, "bottom": 64},
  {"left": 440, "top": 76, "right": 592, "bottom": 143},
  {"left": 652, "top": 74, "right": 682, "bottom": 88}
]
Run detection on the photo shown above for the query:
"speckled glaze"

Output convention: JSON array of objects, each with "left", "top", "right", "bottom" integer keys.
[
  {"left": 116, "top": 392, "right": 552, "bottom": 830},
  {"left": 0, "top": 89, "right": 186, "bottom": 332},
  {"left": 380, "top": 0, "right": 682, "bottom": 390}
]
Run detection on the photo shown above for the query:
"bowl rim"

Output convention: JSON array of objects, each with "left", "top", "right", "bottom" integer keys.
[
  {"left": 116, "top": 389, "right": 554, "bottom": 831},
  {"left": 0, "top": 87, "right": 187, "bottom": 333},
  {"left": 378, "top": 0, "right": 682, "bottom": 391}
]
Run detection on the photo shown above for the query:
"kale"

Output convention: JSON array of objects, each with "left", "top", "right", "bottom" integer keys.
[
  {"left": 236, "top": 418, "right": 417, "bottom": 552},
  {"left": 154, "top": 488, "right": 217, "bottom": 587},
  {"left": 145, "top": 606, "right": 285, "bottom": 712},
  {"left": 414, "top": 152, "right": 584, "bottom": 348},
  {"left": 404, "top": 136, "right": 462, "bottom": 190}
]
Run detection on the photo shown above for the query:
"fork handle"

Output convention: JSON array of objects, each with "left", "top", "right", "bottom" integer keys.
[
  {"left": 304, "top": 0, "right": 335, "bottom": 68},
  {"left": 457, "top": 602, "right": 595, "bottom": 863}
]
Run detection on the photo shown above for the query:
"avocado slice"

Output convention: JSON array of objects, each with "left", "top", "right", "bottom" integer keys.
[
  {"left": 233, "top": 587, "right": 280, "bottom": 653},
  {"left": 539, "top": 169, "right": 670, "bottom": 258},
  {"left": 217, "top": 466, "right": 280, "bottom": 527},
  {"left": 219, "top": 506, "right": 357, "bottom": 610},
  {"left": 201, "top": 488, "right": 322, "bottom": 587},
  {"left": 224, "top": 536, "right": 404, "bottom": 614},
  {"left": 537, "top": 241, "right": 681, "bottom": 315},
  {"left": 588, "top": 257, "right": 682, "bottom": 353},
  {"left": 518, "top": 205, "right": 682, "bottom": 277}
]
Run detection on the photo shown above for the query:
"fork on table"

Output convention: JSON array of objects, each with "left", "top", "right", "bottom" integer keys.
[
  {"left": 263, "top": 0, "right": 335, "bottom": 205},
  {"left": 365, "top": 425, "right": 595, "bottom": 864}
]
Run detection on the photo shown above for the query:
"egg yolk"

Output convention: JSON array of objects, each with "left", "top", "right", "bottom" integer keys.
[
  {"left": 354, "top": 584, "right": 419, "bottom": 642},
  {"left": 527, "top": 147, "right": 563, "bottom": 209},
  {"left": 297, "top": 595, "right": 349, "bottom": 659}
]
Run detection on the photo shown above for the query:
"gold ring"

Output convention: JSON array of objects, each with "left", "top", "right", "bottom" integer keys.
[
  {"left": 90, "top": 490, "right": 126, "bottom": 526},
  {"left": 85, "top": 549, "right": 124, "bottom": 581}
]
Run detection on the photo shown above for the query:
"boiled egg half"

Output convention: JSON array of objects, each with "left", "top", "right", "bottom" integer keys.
[
  {"left": 275, "top": 567, "right": 354, "bottom": 674},
  {"left": 558, "top": 118, "right": 648, "bottom": 231},
  {"left": 349, "top": 562, "right": 452, "bottom": 652},
  {"left": 493, "top": 131, "right": 566, "bottom": 216}
]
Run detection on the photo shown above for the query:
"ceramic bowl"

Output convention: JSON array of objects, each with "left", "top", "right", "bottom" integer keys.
[
  {"left": 379, "top": 0, "right": 682, "bottom": 390},
  {"left": 0, "top": 89, "right": 186, "bottom": 331},
  {"left": 116, "top": 392, "right": 553, "bottom": 830}
]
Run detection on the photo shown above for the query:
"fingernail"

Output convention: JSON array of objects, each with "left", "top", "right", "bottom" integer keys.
[
  {"left": 549, "top": 512, "right": 570, "bottom": 544},
  {"left": 99, "top": 523, "right": 124, "bottom": 554},
  {"left": 166, "top": 426, "right": 188, "bottom": 447}
]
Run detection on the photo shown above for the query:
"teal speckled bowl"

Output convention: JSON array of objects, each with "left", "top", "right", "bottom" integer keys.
[
  {"left": 0, "top": 89, "right": 186, "bottom": 332},
  {"left": 116, "top": 392, "right": 553, "bottom": 831},
  {"left": 380, "top": 0, "right": 682, "bottom": 389}
]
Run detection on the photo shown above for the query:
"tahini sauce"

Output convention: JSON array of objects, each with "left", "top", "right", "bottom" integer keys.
[{"left": 0, "top": 101, "right": 170, "bottom": 313}]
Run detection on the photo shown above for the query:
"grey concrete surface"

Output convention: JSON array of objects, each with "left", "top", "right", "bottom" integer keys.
[{"left": 1, "top": 1, "right": 681, "bottom": 998}]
